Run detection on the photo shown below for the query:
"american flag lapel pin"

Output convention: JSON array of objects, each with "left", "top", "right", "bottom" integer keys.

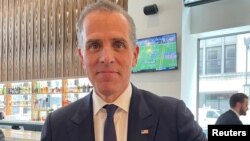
[{"left": 141, "top": 129, "right": 149, "bottom": 135}]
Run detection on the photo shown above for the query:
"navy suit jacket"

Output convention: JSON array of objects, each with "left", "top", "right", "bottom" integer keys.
[
  {"left": 215, "top": 110, "right": 243, "bottom": 125},
  {"left": 41, "top": 85, "right": 207, "bottom": 141}
]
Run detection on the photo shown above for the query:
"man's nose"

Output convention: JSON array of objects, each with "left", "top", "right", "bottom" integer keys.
[{"left": 99, "top": 47, "right": 115, "bottom": 64}]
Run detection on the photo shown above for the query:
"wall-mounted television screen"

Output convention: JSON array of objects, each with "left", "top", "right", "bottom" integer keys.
[{"left": 132, "top": 33, "right": 178, "bottom": 73}]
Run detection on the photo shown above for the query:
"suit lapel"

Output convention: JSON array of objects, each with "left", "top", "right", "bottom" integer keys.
[
  {"left": 63, "top": 86, "right": 158, "bottom": 141},
  {"left": 127, "top": 85, "right": 158, "bottom": 141},
  {"left": 67, "top": 93, "right": 95, "bottom": 141}
]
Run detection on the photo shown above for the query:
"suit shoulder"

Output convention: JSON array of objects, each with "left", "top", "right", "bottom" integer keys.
[
  {"left": 216, "top": 110, "right": 242, "bottom": 125},
  {"left": 140, "top": 88, "right": 180, "bottom": 101},
  {"left": 138, "top": 88, "right": 184, "bottom": 110}
]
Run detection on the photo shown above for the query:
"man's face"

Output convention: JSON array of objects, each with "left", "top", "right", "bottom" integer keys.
[
  {"left": 79, "top": 11, "right": 139, "bottom": 100},
  {"left": 239, "top": 98, "right": 249, "bottom": 116}
]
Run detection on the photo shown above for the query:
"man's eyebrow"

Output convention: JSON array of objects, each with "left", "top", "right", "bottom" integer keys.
[
  {"left": 86, "top": 39, "right": 101, "bottom": 44},
  {"left": 85, "top": 38, "right": 128, "bottom": 44},
  {"left": 112, "top": 37, "right": 127, "bottom": 42}
]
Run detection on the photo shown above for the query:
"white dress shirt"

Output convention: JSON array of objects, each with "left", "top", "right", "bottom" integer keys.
[{"left": 92, "top": 84, "right": 132, "bottom": 141}]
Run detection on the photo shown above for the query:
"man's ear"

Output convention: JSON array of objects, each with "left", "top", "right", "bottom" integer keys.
[
  {"left": 132, "top": 45, "right": 139, "bottom": 67},
  {"left": 235, "top": 102, "right": 242, "bottom": 109},
  {"left": 78, "top": 48, "right": 84, "bottom": 67}
]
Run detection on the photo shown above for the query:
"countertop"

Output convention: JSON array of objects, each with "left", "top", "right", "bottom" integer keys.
[{"left": 1, "top": 128, "right": 41, "bottom": 141}]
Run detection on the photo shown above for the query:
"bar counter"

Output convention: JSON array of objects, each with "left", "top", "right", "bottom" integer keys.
[
  {"left": 1, "top": 128, "right": 41, "bottom": 141},
  {"left": 0, "top": 120, "right": 43, "bottom": 131}
]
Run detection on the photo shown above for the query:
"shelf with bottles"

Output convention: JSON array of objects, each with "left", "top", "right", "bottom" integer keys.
[
  {"left": 1, "top": 77, "right": 92, "bottom": 121},
  {"left": 66, "top": 78, "right": 93, "bottom": 93},
  {"left": 0, "top": 83, "right": 7, "bottom": 95},
  {"left": 9, "top": 94, "right": 32, "bottom": 107},
  {"left": 8, "top": 82, "right": 32, "bottom": 95},
  {"left": 34, "top": 80, "right": 62, "bottom": 94},
  {"left": 33, "top": 93, "right": 62, "bottom": 110},
  {"left": 32, "top": 80, "right": 63, "bottom": 121},
  {"left": 4, "top": 106, "right": 32, "bottom": 121},
  {"left": 66, "top": 93, "right": 89, "bottom": 104},
  {"left": 64, "top": 78, "right": 92, "bottom": 104},
  {"left": 0, "top": 84, "right": 6, "bottom": 108},
  {"left": 3, "top": 82, "right": 32, "bottom": 121},
  {"left": 32, "top": 93, "right": 62, "bottom": 121},
  {"left": 5, "top": 82, "right": 32, "bottom": 112},
  {"left": 0, "top": 95, "right": 5, "bottom": 107}
]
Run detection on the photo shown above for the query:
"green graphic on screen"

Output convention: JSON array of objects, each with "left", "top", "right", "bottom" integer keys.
[{"left": 132, "top": 33, "right": 178, "bottom": 73}]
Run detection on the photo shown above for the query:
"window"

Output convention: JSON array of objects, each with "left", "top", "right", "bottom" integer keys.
[
  {"left": 224, "top": 45, "right": 236, "bottom": 73},
  {"left": 206, "top": 111, "right": 219, "bottom": 118},
  {"left": 199, "top": 48, "right": 204, "bottom": 75},
  {"left": 198, "top": 33, "right": 250, "bottom": 132},
  {"left": 199, "top": 36, "right": 237, "bottom": 75},
  {"left": 205, "top": 47, "right": 221, "bottom": 74}
]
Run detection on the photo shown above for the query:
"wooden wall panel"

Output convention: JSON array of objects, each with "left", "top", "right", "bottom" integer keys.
[
  {"left": 116, "top": 0, "right": 128, "bottom": 11},
  {"left": 26, "top": 0, "right": 34, "bottom": 80},
  {"left": 20, "top": 0, "right": 26, "bottom": 80},
  {"left": 78, "top": 0, "right": 88, "bottom": 76},
  {"left": 33, "top": 0, "right": 41, "bottom": 79},
  {"left": 55, "top": 0, "right": 64, "bottom": 78},
  {"left": 7, "top": 0, "right": 14, "bottom": 81},
  {"left": 13, "top": 0, "right": 21, "bottom": 80},
  {"left": 0, "top": 0, "right": 3, "bottom": 81},
  {"left": 47, "top": 0, "right": 56, "bottom": 78},
  {"left": 40, "top": 0, "right": 48, "bottom": 78},
  {"left": 108, "top": 0, "right": 127, "bottom": 10},
  {"left": 0, "top": 0, "right": 128, "bottom": 82},
  {"left": 63, "top": 0, "right": 73, "bottom": 77},
  {"left": 85, "top": 0, "right": 96, "bottom": 5},
  {"left": 2, "top": 0, "right": 8, "bottom": 81},
  {"left": 72, "top": 0, "right": 82, "bottom": 77}
]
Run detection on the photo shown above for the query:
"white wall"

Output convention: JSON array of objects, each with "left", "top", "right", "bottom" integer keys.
[
  {"left": 128, "top": 0, "right": 183, "bottom": 99},
  {"left": 181, "top": 7, "right": 198, "bottom": 115},
  {"left": 191, "top": 0, "right": 250, "bottom": 34}
]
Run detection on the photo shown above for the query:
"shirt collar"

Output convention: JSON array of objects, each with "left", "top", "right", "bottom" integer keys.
[{"left": 92, "top": 83, "right": 132, "bottom": 115}]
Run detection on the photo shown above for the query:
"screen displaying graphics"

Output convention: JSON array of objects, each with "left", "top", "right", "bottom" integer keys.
[{"left": 132, "top": 33, "right": 178, "bottom": 73}]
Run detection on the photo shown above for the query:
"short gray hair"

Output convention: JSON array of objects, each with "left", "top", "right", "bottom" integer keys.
[{"left": 76, "top": 0, "right": 137, "bottom": 49}]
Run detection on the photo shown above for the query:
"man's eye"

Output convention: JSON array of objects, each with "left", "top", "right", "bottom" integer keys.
[
  {"left": 87, "top": 43, "right": 101, "bottom": 51},
  {"left": 114, "top": 41, "right": 125, "bottom": 49}
]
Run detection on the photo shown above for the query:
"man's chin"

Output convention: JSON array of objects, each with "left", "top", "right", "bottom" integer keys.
[{"left": 96, "top": 86, "right": 116, "bottom": 95}]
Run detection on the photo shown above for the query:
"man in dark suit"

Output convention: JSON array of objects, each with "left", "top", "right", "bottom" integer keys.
[
  {"left": 215, "top": 93, "right": 249, "bottom": 125},
  {"left": 41, "top": 0, "right": 207, "bottom": 141}
]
